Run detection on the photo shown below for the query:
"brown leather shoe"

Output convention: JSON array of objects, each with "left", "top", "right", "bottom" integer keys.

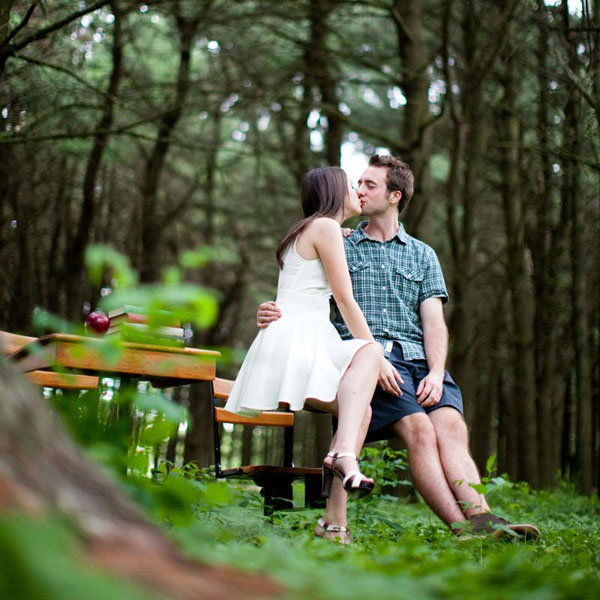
[{"left": 469, "top": 512, "right": 540, "bottom": 540}]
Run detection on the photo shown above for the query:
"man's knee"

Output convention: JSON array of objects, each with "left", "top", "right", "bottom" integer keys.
[
  {"left": 394, "top": 413, "right": 437, "bottom": 449},
  {"left": 430, "top": 407, "right": 470, "bottom": 449},
  {"left": 430, "top": 406, "right": 467, "bottom": 433}
]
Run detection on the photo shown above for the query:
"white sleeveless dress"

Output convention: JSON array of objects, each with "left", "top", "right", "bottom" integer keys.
[{"left": 224, "top": 240, "right": 371, "bottom": 415}]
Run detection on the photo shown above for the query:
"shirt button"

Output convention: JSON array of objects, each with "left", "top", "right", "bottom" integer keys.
[
  {"left": 406, "top": 273, "right": 413, "bottom": 279},
  {"left": 381, "top": 264, "right": 385, "bottom": 269},
  {"left": 382, "top": 286, "right": 386, "bottom": 291},
  {"left": 383, "top": 308, "right": 387, "bottom": 313}
]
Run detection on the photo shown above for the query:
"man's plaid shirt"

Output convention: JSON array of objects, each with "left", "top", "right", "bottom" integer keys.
[{"left": 331, "top": 221, "right": 449, "bottom": 361}]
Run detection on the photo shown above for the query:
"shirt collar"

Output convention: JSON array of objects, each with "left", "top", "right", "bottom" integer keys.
[{"left": 355, "top": 221, "right": 408, "bottom": 244}]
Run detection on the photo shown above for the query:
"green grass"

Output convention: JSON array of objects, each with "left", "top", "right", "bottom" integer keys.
[
  {"left": 1, "top": 464, "right": 598, "bottom": 599},
  {"left": 154, "top": 472, "right": 600, "bottom": 600}
]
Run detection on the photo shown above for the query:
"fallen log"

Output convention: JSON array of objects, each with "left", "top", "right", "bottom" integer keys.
[{"left": 0, "top": 355, "right": 281, "bottom": 599}]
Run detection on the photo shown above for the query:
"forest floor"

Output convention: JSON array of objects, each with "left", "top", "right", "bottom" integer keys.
[
  {"left": 2, "top": 449, "right": 599, "bottom": 600},
  {"left": 167, "top": 475, "right": 600, "bottom": 600}
]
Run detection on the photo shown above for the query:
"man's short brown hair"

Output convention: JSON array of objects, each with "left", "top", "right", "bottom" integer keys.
[{"left": 369, "top": 154, "right": 414, "bottom": 213}]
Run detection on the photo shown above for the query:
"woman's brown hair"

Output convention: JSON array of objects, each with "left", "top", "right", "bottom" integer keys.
[{"left": 276, "top": 167, "right": 348, "bottom": 268}]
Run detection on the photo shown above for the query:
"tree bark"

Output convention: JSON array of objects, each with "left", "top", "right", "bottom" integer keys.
[
  {"left": 561, "top": 1, "right": 593, "bottom": 493},
  {"left": 531, "top": 0, "right": 562, "bottom": 488},
  {"left": 183, "top": 382, "right": 214, "bottom": 469},
  {"left": 498, "top": 17, "right": 539, "bottom": 486},
  {"left": 0, "top": 0, "right": 15, "bottom": 47},
  {"left": 140, "top": 14, "right": 199, "bottom": 282},
  {"left": 391, "top": 0, "right": 433, "bottom": 235},
  {"left": 0, "top": 356, "right": 280, "bottom": 599},
  {"left": 442, "top": 0, "right": 483, "bottom": 428},
  {"left": 304, "top": 0, "right": 343, "bottom": 166},
  {"left": 63, "top": 1, "right": 123, "bottom": 319}
]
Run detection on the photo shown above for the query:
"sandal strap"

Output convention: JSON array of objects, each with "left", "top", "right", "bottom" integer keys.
[
  {"left": 342, "top": 470, "right": 363, "bottom": 487},
  {"left": 334, "top": 452, "right": 357, "bottom": 459},
  {"left": 326, "top": 524, "right": 349, "bottom": 533},
  {"left": 317, "top": 518, "right": 349, "bottom": 533}
]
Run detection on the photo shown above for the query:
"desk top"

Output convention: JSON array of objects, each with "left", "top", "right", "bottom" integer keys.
[{"left": 11, "top": 333, "right": 220, "bottom": 385}]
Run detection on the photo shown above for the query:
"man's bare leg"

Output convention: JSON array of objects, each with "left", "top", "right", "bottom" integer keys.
[
  {"left": 428, "top": 407, "right": 490, "bottom": 517},
  {"left": 393, "top": 413, "right": 466, "bottom": 528}
]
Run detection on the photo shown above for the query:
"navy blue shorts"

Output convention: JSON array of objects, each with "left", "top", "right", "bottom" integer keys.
[{"left": 365, "top": 342, "right": 464, "bottom": 443}]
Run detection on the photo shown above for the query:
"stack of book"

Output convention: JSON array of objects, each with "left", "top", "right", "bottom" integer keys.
[{"left": 107, "top": 306, "right": 185, "bottom": 345}]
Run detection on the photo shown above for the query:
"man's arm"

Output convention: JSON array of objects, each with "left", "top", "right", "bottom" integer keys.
[{"left": 417, "top": 297, "right": 448, "bottom": 407}]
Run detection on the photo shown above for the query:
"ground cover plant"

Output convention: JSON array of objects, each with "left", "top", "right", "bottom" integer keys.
[
  {"left": 158, "top": 455, "right": 600, "bottom": 600},
  {"left": 4, "top": 444, "right": 597, "bottom": 600}
]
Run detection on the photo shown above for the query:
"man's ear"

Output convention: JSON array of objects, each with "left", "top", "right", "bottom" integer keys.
[{"left": 389, "top": 190, "right": 402, "bottom": 208}]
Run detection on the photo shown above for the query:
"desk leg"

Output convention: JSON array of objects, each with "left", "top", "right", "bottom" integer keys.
[
  {"left": 113, "top": 376, "right": 136, "bottom": 474},
  {"left": 305, "top": 473, "right": 325, "bottom": 509},
  {"left": 254, "top": 474, "right": 294, "bottom": 516}
]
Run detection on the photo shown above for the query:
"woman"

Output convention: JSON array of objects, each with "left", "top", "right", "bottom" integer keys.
[{"left": 225, "top": 167, "right": 381, "bottom": 541}]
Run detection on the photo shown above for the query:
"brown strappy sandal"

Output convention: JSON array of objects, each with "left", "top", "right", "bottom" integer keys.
[
  {"left": 322, "top": 452, "right": 374, "bottom": 499},
  {"left": 314, "top": 517, "right": 354, "bottom": 544}
]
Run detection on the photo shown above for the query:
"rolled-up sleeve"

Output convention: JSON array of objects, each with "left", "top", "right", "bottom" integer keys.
[{"left": 418, "top": 249, "right": 449, "bottom": 305}]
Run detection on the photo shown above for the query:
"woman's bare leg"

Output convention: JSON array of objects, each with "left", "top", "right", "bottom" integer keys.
[
  {"left": 307, "top": 343, "right": 379, "bottom": 541},
  {"left": 329, "top": 343, "right": 379, "bottom": 485},
  {"left": 318, "top": 405, "right": 372, "bottom": 541}
]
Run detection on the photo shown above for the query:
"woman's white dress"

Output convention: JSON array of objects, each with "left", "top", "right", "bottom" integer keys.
[{"left": 224, "top": 240, "right": 370, "bottom": 415}]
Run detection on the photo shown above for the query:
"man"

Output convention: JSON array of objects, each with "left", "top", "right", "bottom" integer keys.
[{"left": 258, "top": 155, "right": 539, "bottom": 539}]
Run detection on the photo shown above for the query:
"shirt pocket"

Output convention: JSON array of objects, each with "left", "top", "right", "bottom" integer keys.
[
  {"left": 348, "top": 261, "right": 370, "bottom": 300},
  {"left": 394, "top": 265, "right": 423, "bottom": 305}
]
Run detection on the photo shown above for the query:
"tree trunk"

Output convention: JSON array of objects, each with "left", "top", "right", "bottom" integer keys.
[
  {"left": 140, "top": 14, "right": 198, "bottom": 282},
  {"left": 0, "top": 0, "right": 14, "bottom": 46},
  {"left": 531, "top": 0, "right": 563, "bottom": 488},
  {"left": 561, "top": 1, "right": 593, "bottom": 493},
  {"left": 392, "top": 0, "right": 433, "bottom": 235},
  {"left": 63, "top": 1, "right": 123, "bottom": 318},
  {"left": 304, "top": 0, "right": 343, "bottom": 166},
  {"left": 498, "top": 19, "right": 539, "bottom": 486},
  {"left": 442, "top": 0, "right": 483, "bottom": 428},
  {"left": 183, "top": 382, "right": 214, "bottom": 469},
  {"left": 0, "top": 356, "right": 280, "bottom": 599}
]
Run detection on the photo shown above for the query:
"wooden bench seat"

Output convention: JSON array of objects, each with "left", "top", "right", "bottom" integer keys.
[{"left": 211, "top": 377, "right": 323, "bottom": 514}]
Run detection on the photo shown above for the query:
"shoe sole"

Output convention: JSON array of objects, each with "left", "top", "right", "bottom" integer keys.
[{"left": 457, "top": 524, "right": 540, "bottom": 541}]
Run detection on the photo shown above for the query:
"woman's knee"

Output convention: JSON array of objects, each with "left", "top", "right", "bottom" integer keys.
[{"left": 353, "top": 342, "right": 381, "bottom": 369}]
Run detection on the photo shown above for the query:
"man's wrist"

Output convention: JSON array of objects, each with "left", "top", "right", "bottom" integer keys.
[{"left": 428, "top": 366, "right": 445, "bottom": 378}]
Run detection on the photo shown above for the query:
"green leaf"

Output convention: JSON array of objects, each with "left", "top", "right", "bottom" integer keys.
[
  {"left": 486, "top": 454, "right": 497, "bottom": 475},
  {"left": 85, "top": 245, "right": 137, "bottom": 288},
  {"left": 469, "top": 483, "right": 488, "bottom": 495},
  {"left": 134, "top": 391, "right": 188, "bottom": 425},
  {"left": 140, "top": 419, "right": 175, "bottom": 445}
]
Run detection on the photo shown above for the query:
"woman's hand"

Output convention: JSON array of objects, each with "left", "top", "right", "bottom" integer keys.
[
  {"left": 378, "top": 357, "right": 403, "bottom": 396},
  {"left": 256, "top": 301, "right": 282, "bottom": 329}
]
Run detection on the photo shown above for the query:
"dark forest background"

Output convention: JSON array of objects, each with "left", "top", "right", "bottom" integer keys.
[{"left": 1, "top": 0, "right": 598, "bottom": 493}]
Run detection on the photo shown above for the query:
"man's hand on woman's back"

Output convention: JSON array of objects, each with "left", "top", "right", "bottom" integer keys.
[{"left": 256, "top": 301, "right": 282, "bottom": 329}]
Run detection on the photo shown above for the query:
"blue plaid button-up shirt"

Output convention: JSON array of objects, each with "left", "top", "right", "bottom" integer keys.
[{"left": 331, "top": 221, "right": 449, "bottom": 361}]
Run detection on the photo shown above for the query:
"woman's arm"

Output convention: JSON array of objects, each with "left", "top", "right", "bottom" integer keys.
[{"left": 309, "top": 218, "right": 378, "bottom": 344}]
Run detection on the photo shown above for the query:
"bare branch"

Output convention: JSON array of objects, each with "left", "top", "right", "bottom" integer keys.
[
  {"left": 0, "top": 2, "right": 39, "bottom": 52},
  {"left": 6, "top": 0, "right": 111, "bottom": 56}
]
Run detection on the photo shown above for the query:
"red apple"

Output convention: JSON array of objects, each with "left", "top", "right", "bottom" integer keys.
[{"left": 85, "top": 310, "right": 110, "bottom": 334}]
